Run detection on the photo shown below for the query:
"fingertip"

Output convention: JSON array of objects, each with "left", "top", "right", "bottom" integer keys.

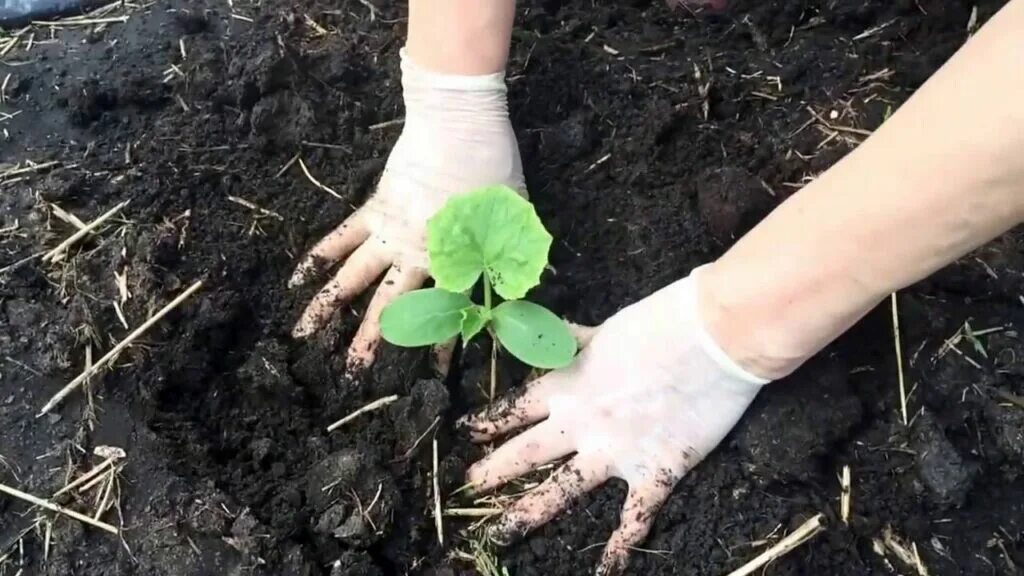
[
  {"left": 291, "top": 321, "right": 314, "bottom": 339},
  {"left": 457, "top": 414, "right": 499, "bottom": 443},
  {"left": 595, "top": 551, "right": 628, "bottom": 576},
  {"left": 464, "top": 464, "right": 486, "bottom": 492},
  {"left": 469, "top": 429, "right": 497, "bottom": 443},
  {"left": 345, "top": 352, "right": 371, "bottom": 376},
  {"left": 347, "top": 333, "right": 379, "bottom": 367},
  {"left": 485, "top": 517, "right": 526, "bottom": 548},
  {"left": 287, "top": 265, "right": 309, "bottom": 289}
]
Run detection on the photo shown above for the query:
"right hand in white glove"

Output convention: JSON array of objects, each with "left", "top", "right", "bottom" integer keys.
[
  {"left": 289, "top": 49, "right": 524, "bottom": 371},
  {"left": 460, "top": 267, "right": 770, "bottom": 576}
]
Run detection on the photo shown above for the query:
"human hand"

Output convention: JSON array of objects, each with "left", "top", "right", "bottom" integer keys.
[
  {"left": 289, "top": 49, "right": 524, "bottom": 371},
  {"left": 460, "top": 268, "right": 770, "bottom": 575}
]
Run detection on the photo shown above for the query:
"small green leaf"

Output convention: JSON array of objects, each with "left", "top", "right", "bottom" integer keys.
[
  {"left": 380, "top": 289, "right": 473, "bottom": 347},
  {"left": 492, "top": 300, "right": 577, "bottom": 369},
  {"left": 427, "top": 185, "right": 553, "bottom": 300},
  {"left": 460, "top": 305, "right": 489, "bottom": 343}
]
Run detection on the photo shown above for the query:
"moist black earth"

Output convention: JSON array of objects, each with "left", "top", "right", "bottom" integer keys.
[{"left": 1, "top": 1, "right": 1022, "bottom": 575}]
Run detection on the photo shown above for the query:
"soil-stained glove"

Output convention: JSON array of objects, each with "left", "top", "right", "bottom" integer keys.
[
  {"left": 289, "top": 48, "right": 525, "bottom": 370},
  {"left": 460, "top": 268, "right": 770, "bottom": 576}
]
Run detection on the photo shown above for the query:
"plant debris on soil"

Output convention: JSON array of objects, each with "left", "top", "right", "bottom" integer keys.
[{"left": 2, "top": 1, "right": 1022, "bottom": 575}]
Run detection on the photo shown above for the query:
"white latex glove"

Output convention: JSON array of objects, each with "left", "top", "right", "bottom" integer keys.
[
  {"left": 289, "top": 48, "right": 525, "bottom": 370},
  {"left": 460, "top": 268, "right": 770, "bottom": 576}
]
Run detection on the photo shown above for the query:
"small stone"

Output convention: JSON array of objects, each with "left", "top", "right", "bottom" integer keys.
[
  {"left": 332, "top": 513, "right": 371, "bottom": 546},
  {"left": 251, "top": 438, "right": 273, "bottom": 463},
  {"left": 330, "top": 551, "right": 381, "bottom": 576},
  {"left": 985, "top": 401, "right": 1024, "bottom": 464},
  {"left": 912, "top": 410, "right": 978, "bottom": 506},
  {"left": 305, "top": 450, "right": 399, "bottom": 546},
  {"left": 315, "top": 504, "right": 350, "bottom": 536},
  {"left": 391, "top": 379, "right": 451, "bottom": 454}
]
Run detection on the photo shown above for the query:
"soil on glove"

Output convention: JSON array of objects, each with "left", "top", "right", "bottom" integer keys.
[{"left": 1, "top": 1, "right": 1022, "bottom": 575}]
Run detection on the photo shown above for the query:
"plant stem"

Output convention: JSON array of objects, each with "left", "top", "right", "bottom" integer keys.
[
  {"left": 483, "top": 272, "right": 492, "bottom": 312},
  {"left": 483, "top": 272, "right": 495, "bottom": 403},
  {"left": 490, "top": 337, "right": 497, "bottom": 403}
]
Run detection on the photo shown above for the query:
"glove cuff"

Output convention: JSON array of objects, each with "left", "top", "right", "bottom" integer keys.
[
  {"left": 400, "top": 47, "right": 507, "bottom": 93},
  {"left": 688, "top": 267, "right": 772, "bottom": 386}
]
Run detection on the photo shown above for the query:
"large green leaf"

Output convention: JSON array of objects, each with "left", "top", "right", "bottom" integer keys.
[
  {"left": 426, "top": 185, "right": 552, "bottom": 300},
  {"left": 492, "top": 300, "right": 577, "bottom": 369},
  {"left": 380, "top": 289, "right": 473, "bottom": 347}
]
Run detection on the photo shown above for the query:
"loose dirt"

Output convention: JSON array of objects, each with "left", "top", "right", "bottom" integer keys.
[{"left": 1, "top": 1, "right": 1021, "bottom": 575}]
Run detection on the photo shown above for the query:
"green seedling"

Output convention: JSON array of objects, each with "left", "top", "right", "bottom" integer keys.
[{"left": 380, "top": 185, "right": 577, "bottom": 370}]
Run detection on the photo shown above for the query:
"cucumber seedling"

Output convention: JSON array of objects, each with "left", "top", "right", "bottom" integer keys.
[{"left": 380, "top": 185, "right": 577, "bottom": 384}]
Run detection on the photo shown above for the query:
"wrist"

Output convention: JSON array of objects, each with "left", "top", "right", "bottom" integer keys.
[
  {"left": 400, "top": 48, "right": 507, "bottom": 93},
  {"left": 407, "top": 0, "right": 515, "bottom": 76},
  {"left": 399, "top": 49, "right": 512, "bottom": 126},
  {"left": 695, "top": 262, "right": 821, "bottom": 381}
]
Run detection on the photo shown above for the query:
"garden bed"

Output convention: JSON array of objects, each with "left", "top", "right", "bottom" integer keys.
[{"left": 1, "top": 0, "right": 1021, "bottom": 574}]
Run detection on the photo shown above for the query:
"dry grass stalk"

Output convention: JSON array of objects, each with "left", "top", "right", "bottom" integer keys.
[
  {"left": 297, "top": 158, "right": 344, "bottom": 201},
  {"left": 368, "top": 118, "right": 405, "bottom": 131},
  {"left": 32, "top": 15, "right": 128, "bottom": 27},
  {"left": 725, "top": 513, "right": 826, "bottom": 576},
  {"left": 0, "top": 250, "right": 47, "bottom": 276},
  {"left": 49, "top": 203, "right": 87, "bottom": 230},
  {"left": 227, "top": 195, "right": 284, "bottom": 221},
  {"left": 0, "top": 482, "right": 118, "bottom": 534},
  {"left": 93, "top": 470, "right": 116, "bottom": 519},
  {"left": 891, "top": 293, "right": 909, "bottom": 425},
  {"left": 840, "top": 465, "right": 852, "bottom": 524},
  {"left": 0, "top": 160, "right": 60, "bottom": 181},
  {"left": 53, "top": 457, "right": 116, "bottom": 497},
  {"left": 433, "top": 438, "right": 444, "bottom": 546},
  {"left": 877, "top": 527, "right": 930, "bottom": 576},
  {"left": 275, "top": 153, "right": 300, "bottom": 178},
  {"left": 39, "top": 280, "right": 204, "bottom": 414},
  {"left": 444, "top": 507, "right": 502, "bottom": 518},
  {"left": 43, "top": 200, "right": 129, "bottom": 263},
  {"left": 326, "top": 395, "right": 399, "bottom": 432},
  {"left": 76, "top": 465, "right": 114, "bottom": 494},
  {"left": 399, "top": 415, "right": 440, "bottom": 460}
]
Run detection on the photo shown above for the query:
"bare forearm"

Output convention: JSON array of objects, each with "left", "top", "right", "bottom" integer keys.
[
  {"left": 702, "top": 0, "right": 1024, "bottom": 379},
  {"left": 408, "top": 0, "right": 516, "bottom": 74}
]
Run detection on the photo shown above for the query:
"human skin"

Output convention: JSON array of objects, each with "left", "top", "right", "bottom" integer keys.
[
  {"left": 700, "top": 0, "right": 1024, "bottom": 379},
  {"left": 288, "top": 0, "right": 521, "bottom": 365},
  {"left": 406, "top": 0, "right": 516, "bottom": 75},
  {"left": 456, "top": 1, "right": 1024, "bottom": 574},
  {"left": 292, "top": 1, "right": 1024, "bottom": 574}
]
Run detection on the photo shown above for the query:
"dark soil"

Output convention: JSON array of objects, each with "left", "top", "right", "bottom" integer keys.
[{"left": 2, "top": 1, "right": 1022, "bottom": 575}]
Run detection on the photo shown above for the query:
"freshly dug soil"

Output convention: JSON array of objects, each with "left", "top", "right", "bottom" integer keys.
[{"left": 2, "top": 1, "right": 1022, "bottom": 575}]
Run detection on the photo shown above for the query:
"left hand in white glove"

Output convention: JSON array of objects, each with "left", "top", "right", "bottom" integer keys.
[
  {"left": 289, "top": 49, "right": 524, "bottom": 370},
  {"left": 460, "top": 268, "right": 770, "bottom": 576}
]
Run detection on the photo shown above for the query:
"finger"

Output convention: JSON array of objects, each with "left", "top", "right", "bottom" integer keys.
[
  {"left": 466, "top": 419, "right": 576, "bottom": 494},
  {"left": 292, "top": 243, "right": 391, "bottom": 339},
  {"left": 346, "top": 262, "right": 429, "bottom": 371},
  {"left": 567, "top": 322, "right": 599, "bottom": 348},
  {"left": 431, "top": 338, "right": 457, "bottom": 377},
  {"left": 487, "top": 452, "right": 611, "bottom": 546},
  {"left": 596, "top": 479, "right": 675, "bottom": 576},
  {"left": 458, "top": 370, "right": 572, "bottom": 443},
  {"left": 288, "top": 210, "right": 370, "bottom": 288}
]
